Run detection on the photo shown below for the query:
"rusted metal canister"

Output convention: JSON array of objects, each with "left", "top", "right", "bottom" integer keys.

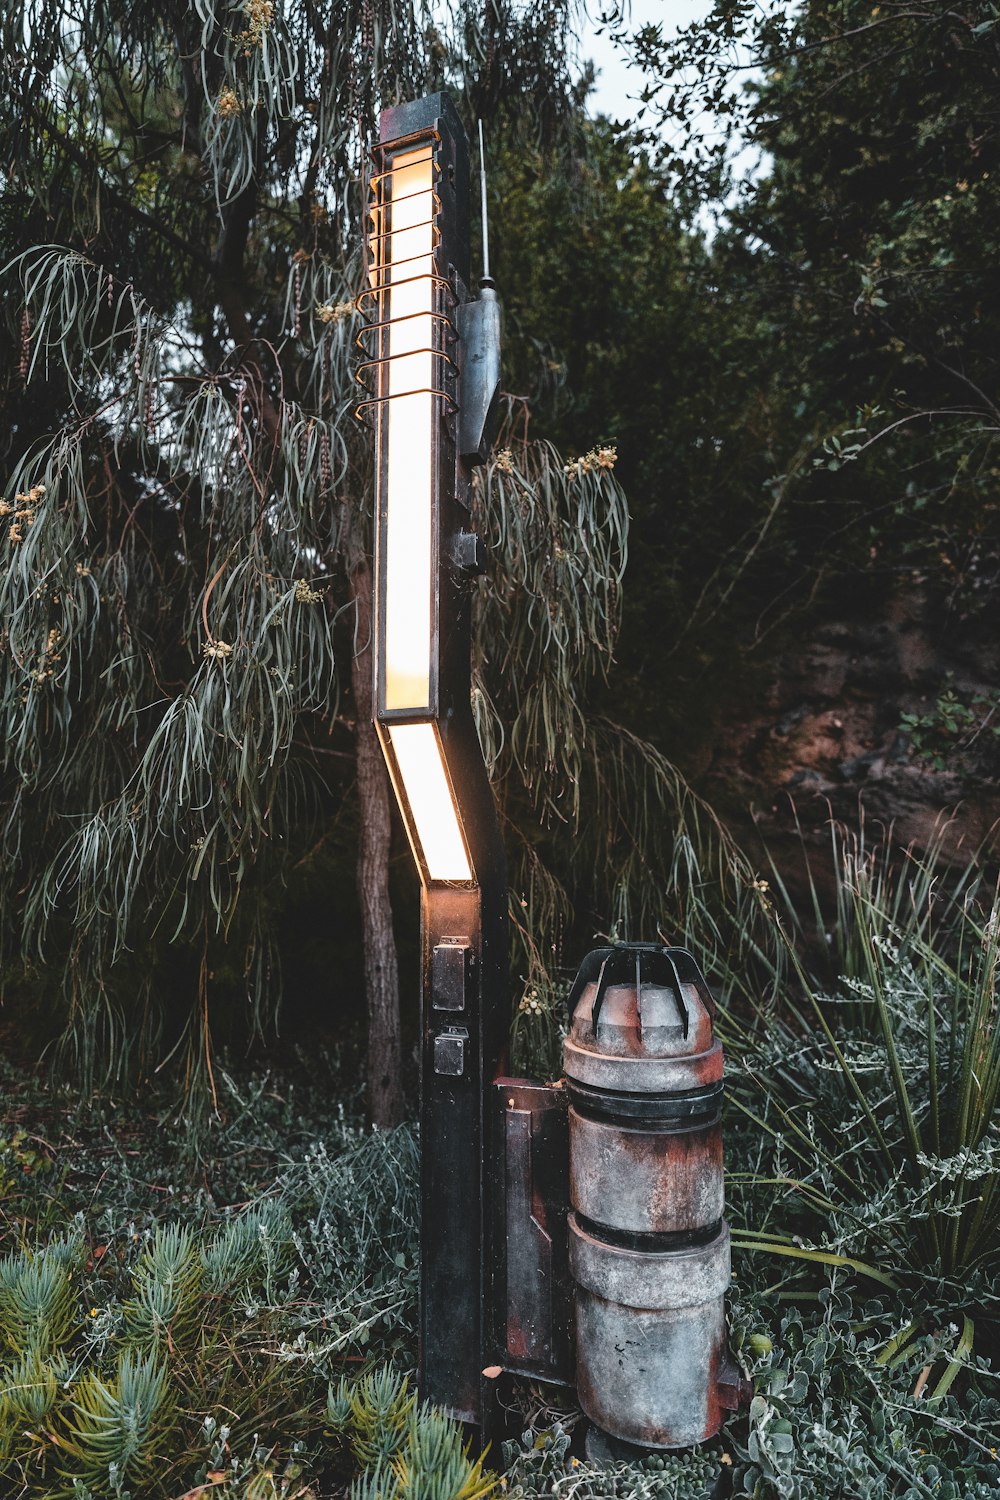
[{"left": 563, "top": 943, "right": 738, "bottom": 1451}]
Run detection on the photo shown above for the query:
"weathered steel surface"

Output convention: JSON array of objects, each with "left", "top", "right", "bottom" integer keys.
[
  {"left": 569, "top": 1111, "right": 723, "bottom": 1235},
  {"left": 575, "top": 1302, "right": 728, "bottom": 1449},
  {"left": 717, "top": 1355, "right": 754, "bottom": 1412},
  {"left": 494, "top": 1079, "right": 574, "bottom": 1385},
  {"left": 570, "top": 1218, "right": 731, "bottom": 1449},
  {"left": 563, "top": 954, "right": 723, "bottom": 1096},
  {"left": 569, "top": 1214, "right": 731, "bottom": 1308},
  {"left": 573, "top": 1299, "right": 727, "bottom": 1449},
  {"left": 563, "top": 944, "right": 743, "bottom": 1451},
  {"left": 563, "top": 1035, "right": 723, "bottom": 1093}
]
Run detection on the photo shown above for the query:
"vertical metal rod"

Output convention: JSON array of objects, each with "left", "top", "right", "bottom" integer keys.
[{"left": 478, "top": 119, "right": 490, "bottom": 285}]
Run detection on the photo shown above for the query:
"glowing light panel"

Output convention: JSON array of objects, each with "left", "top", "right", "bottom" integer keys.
[
  {"left": 388, "top": 723, "right": 473, "bottom": 882},
  {"left": 384, "top": 146, "right": 436, "bottom": 709}
]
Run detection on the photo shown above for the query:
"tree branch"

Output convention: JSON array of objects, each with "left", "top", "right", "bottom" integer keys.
[
  {"left": 26, "top": 100, "right": 218, "bottom": 281},
  {"left": 212, "top": 173, "right": 282, "bottom": 446}
]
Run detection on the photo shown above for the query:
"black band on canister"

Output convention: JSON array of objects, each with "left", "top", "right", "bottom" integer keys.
[
  {"left": 574, "top": 1211, "right": 725, "bottom": 1254},
  {"left": 566, "top": 1077, "right": 723, "bottom": 1128}
]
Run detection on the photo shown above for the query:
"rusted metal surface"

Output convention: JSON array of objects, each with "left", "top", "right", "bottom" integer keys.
[
  {"left": 494, "top": 1079, "right": 574, "bottom": 1385},
  {"left": 569, "top": 1111, "right": 723, "bottom": 1235},
  {"left": 569, "top": 1213, "right": 731, "bottom": 1308},
  {"left": 563, "top": 943, "right": 743, "bottom": 1451},
  {"left": 563, "top": 1035, "right": 723, "bottom": 1093},
  {"left": 563, "top": 953, "right": 723, "bottom": 1095},
  {"left": 570, "top": 1216, "right": 731, "bottom": 1448},
  {"left": 716, "top": 1353, "right": 754, "bottom": 1412}
]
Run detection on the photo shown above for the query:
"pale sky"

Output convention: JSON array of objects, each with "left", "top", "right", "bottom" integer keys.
[
  {"left": 579, "top": 0, "right": 712, "bottom": 123},
  {"left": 578, "top": 0, "right": 764, "bottom": 200}
]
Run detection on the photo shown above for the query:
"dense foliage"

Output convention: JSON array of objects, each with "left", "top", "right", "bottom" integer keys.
[
  {"left": 5, "top": 0, "right": 997, "bottom": 1093},
  {"left": 4, "top": 827, "right": 1000, "bottom": 1499},
  {"left": 0, "top": 0, "right": 685, "bottom": 1110},
  {"left": 498, "top": 2, "right": 1000, "bottom": 779},
  {"left": 0, "top": 0, "right": 800, "bottom": 1117},
  {"left": 2, "top": 2, "right": 1000, "bottom": 1495}
]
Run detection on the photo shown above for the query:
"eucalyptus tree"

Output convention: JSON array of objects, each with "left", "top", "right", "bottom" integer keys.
[{"left": 0, "top": 0, "right": 773, "bottom": 1120}]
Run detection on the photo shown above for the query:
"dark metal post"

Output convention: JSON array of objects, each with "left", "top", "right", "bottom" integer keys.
[{"left": 359, "top": 92, "right": 508, "bottom": 1440}]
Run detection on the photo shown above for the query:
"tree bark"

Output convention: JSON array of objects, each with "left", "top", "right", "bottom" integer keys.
[{"left": 349, "top": 557, "right": 405, "bottom": 1127}]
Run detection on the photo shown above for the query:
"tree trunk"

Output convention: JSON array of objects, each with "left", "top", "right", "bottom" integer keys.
[{"left": 349, "top": 557, "right": 405, "bottom": 1127}]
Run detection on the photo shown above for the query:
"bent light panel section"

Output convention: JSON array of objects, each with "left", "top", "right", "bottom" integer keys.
[
  {"left": 384, "top": 146, "right": 435, "bottom": 711},
  {"left": 388, "top": 722, "right": 473, "bottom": 883}
]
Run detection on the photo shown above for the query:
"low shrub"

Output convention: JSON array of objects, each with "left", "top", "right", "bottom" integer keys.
[
  {"left": 0, "top": 1061, "right": 421, "bottom": 1496},
  {"left": 730, "top": 829, "right": 1000, "bottom": 1304},
  {"left": 2, "top": 833, "right": 1000, "bottom": 1497}
]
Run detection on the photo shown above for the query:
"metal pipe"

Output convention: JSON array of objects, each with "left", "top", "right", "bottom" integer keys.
[{"left": 478, "top": 119, "right": 491, "bottom": 286}]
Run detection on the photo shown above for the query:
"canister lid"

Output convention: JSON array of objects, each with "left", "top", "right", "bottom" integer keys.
[{"left": 563, "top": 944, "right": 722, "bottom": 1091}]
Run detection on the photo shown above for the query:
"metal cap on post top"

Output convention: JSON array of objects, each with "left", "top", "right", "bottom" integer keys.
[
  {"left": 563, "top": 943, "right": 747, "bottom": 1454},
  {"left": 564, "top": 942, "right": 723, "bottom": 1098}
]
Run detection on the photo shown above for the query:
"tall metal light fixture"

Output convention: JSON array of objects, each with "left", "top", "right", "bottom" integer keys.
[
  {"left": 358, "top": 92, "right": 506, "bottom": 1435},
  {"left": 358, "top": 92, "right": 751, "bottom": 1463}
]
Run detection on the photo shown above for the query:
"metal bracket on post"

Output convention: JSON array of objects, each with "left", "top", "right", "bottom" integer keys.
[
  {"left": 494, "top": 1079, "right": 574, "bottom": 1387},
  {"left": 456, "top": 291, "right": 502, "bottom": 465}
]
